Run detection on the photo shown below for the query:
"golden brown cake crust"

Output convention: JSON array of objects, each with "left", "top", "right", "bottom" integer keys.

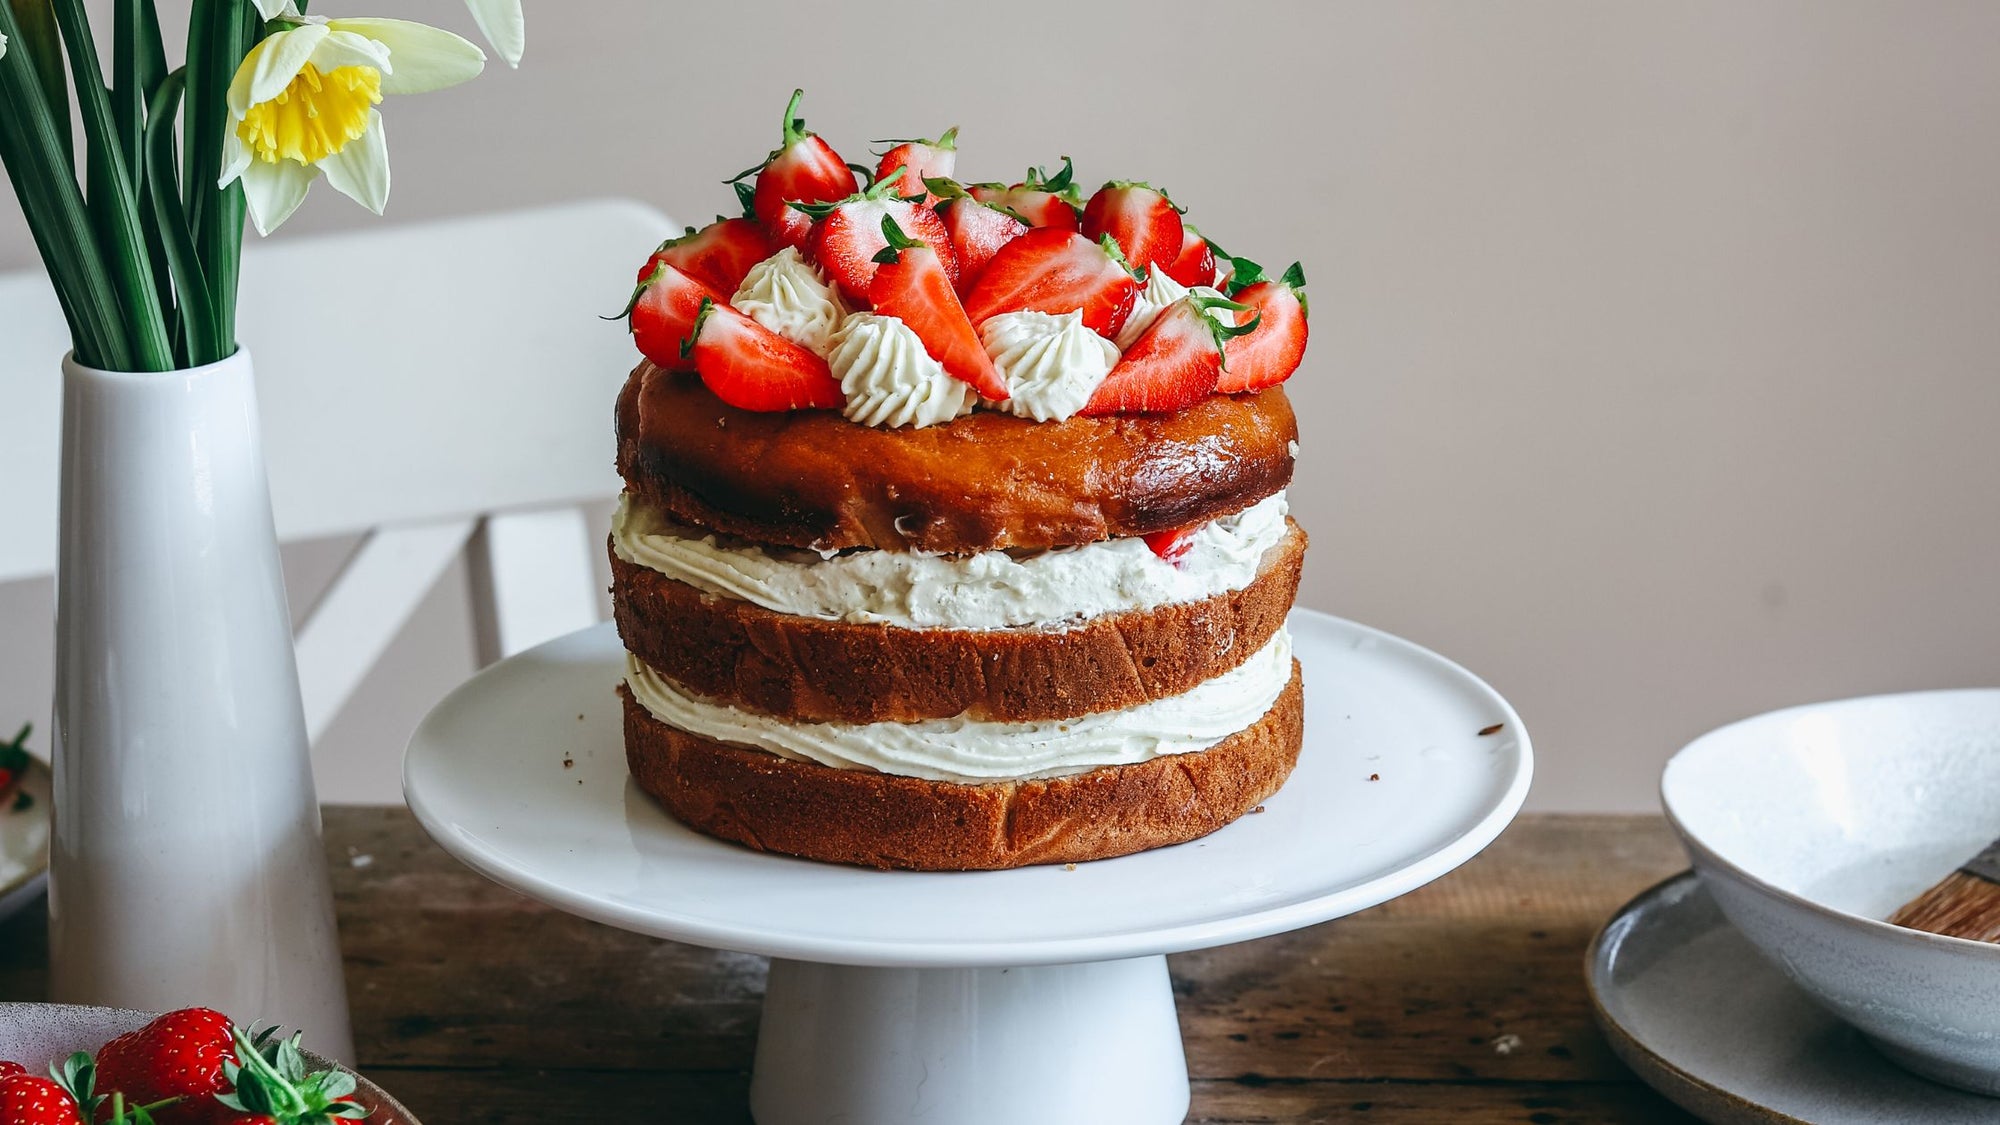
[
  {"left": 621, "top": 665, "right": 1304, "bottom": 871},
  {"left": 616, "top": 364, "right": 1299, "bottom": 554},
  {"left": 611, "top": 523, "right": 1306, "bottom": 724}
]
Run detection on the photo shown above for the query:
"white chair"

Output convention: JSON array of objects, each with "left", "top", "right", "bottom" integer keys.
[{"left": 0, "top": 198, "right": 677, "bottom": 744}]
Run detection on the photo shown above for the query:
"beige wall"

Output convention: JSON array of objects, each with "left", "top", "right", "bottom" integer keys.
[{"left": 4, "top": 1, "right": 1998, "bottom": 811}]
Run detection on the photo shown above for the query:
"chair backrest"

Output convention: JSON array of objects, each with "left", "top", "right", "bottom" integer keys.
[{"left": 0, "top": 199, "right": 678, "bottom": 739}]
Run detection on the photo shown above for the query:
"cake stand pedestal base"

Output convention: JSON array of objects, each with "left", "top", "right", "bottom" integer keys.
[{"left": 750, "top": 955, "right": 1187, "bottom": 1125}]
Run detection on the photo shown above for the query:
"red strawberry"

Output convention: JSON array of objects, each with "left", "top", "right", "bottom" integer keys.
[
  {"left": 1081, "top": 181, "right": 1184, "bottom": 277},
  {"left": 729, "top": 89, "right": 859, "bottom": 249},
  {"left": 1217, "top": 261, "right": 1308, "bottom": 393},
  {"left": 967, "top": 157, "right": 1083, "bottom": 231},
  {"left": 801, "top": 170, "right": 958, "bottom": 303},
  {"left": 1162, "top": 225, "right": 1217, "bottom": 288},
  {"left": 684, "top": 298, "right": 845, "bottom": 412},
  {"left": 961, "top": 229, "right": 1139, "bottom": 339},
  {"left": 874, "top": 128, "right": 957, "bottom": 207},
  {"left": 0, "top": 725, "right": 27, "bottom": 801},
  {"left": 1143, "top": 527, "right": 1199, "bottom": 565},
  {"left": 93, "top": 1007, "right": 237, "bottom": 1125},
  {"left": 1080, "top": 294, "right": 1259, "bottom": 415},
  {"left": 621, "top": 262, "right": 725, "bottom": 373},
  {"left": 869, "top": 217, "right": 1008, "bottom": 400},
  {"left": 639, "top": 218, "right": 775, "bottom": 295},
  {"left": 0, "top": 1074, "right": 79, "bottom": 1125},
  {"left": 0, "top": 1065, "right": 23, "bottom": 1081}
]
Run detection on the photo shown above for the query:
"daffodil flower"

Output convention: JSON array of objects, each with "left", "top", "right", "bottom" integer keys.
[{"left": 222, "top": 14, "right": 486, "bottom": 234}]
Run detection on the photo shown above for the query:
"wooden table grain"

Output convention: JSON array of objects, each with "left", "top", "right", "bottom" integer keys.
[{"left": 0, "top": 811, "right": 1700, "bottom": 1124}]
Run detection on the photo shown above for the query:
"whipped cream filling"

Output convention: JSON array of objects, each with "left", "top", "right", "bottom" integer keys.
[
  {"left": 624, "top": 627, "right": 1294, "bottom": 783},
  {"left": 612, "top": 491, "right": 1292, "bottom": 631},
  {"left": 827, "top": 312, "right": 977, "bottom": 429},
  {"left": 981, "top": 310, "right": 1119, "bottom": 422},
  {"left": 732, "top": 247, "right": 847, "bottom": 354}
]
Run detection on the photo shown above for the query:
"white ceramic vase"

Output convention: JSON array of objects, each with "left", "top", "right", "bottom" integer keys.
[{"left": 48, "top": 350, "right": 354, "bottom": 1062}]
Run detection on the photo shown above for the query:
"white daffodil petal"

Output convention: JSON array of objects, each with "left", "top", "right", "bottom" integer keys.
[
  {"left": 0, "top": 31, "right": 10, "bottom": 62},
  {"left": 308, "top": 29, "right": 394, "bottom": 77},
  {"left": 228, "top": 24, "right": 327, "bottom": 118},
  {"left": 464, "top": 0, "right": 523, "bottom": 67},
  {"left": 326, "top": 18, "right": 483, "bottom": 94},
  {"left": 219, "top": 128, "right": 253, "bottom": 188},
  {"left": 251, "top": 0, "right": 294, "bottom": 18},
  {"left": 243, "top": 158, "right": 317, "bottom": 236},
  {"left": 319, "top": 109, "right": 390, "bottom": 216}
]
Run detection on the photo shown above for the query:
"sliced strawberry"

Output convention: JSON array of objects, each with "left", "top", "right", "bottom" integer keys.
[
  {"left": 870, "top": 217, "right": 1008, "bottom": 400},
  {"left": 966, "top": 157, "right": 1083, "bottom": 231},
  {"left": 729, "top": 89, "right": 859, "bottom": 249},
  {"left": 1143, "top": 527, "right": 1199, "bottom": 565},
  {"left": 685, "top": 297, "right": 845, "bottom": 411},
  {"left": 801, "top": 170, "right": 958, "bottom": 303},
  {"left": 1081, "top": 181, "right": 1185, "bottom": 277},
  {"left": 620, "top": 262, "right": 724, "bottom": 372},
  {"left": 1080, "top": 294, "right": 1258, "bottom": 415},
  {"left": 933, "top": 191, "right": 1028, "bottom": 290},
  {"left": 874, "top": 128, "right": 957, "bottom": 207},
  {"left": 1217, "top": 260, "right": 1309, "bottom": 393},
  {"left": 639, "top": 218, "right": 776, "bottom": 294},
  {"left": 961, "top": 229, "right": 1139, "bottom": 338},
  {"left": 1162, "top": 225, "right": 1217, "bottom": 288}
]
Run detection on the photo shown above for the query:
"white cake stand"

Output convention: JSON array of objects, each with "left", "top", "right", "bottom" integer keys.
[{"left": 404, "top": 608, "right": 1532, "bottom": 1125}]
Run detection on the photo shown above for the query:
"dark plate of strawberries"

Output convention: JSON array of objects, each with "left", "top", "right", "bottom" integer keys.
[{"left": 0, "top": 1006, "right": 415, "bottom": 1125}]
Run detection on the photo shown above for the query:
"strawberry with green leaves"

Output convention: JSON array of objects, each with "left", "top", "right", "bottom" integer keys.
[
  {"left": 1162, "top": 225, "right": 1218, "bottom": 288},
  {"left": 619, "top": 262, "right": 726, "bottom": 373},
  {"left": 1081, "top": 181, "right": 1184, "bottom": 277},
  {"left": 682, "top": 298, "right": 846, "bottom": 412},
  {"left": 0, "top": 1072, "right": 80, "bottom": 1125},
  {"left": 798, "top": 168, "right": 958, "bottom": 303},
  {"left": 961, "top": 229, "right": 1140, "bottom": 339},
  {"left": 638, "top": 218, "right": 775, "bottom": 296},
  {"left": 927, "top": 181, "right": 1028, "bottom": 290},
  {"left": 870, "top": 217, "right": 1008, "bottom": 400},
  {"left": 1081, "top": 293, "right": 1259, "bottom": 415},
  {"left": 0, "top": 725, "right": 29, "bottom": 803},
  {"left": 967, "top": 158, "right": 1083, "bottom": 231},
  {"left": 729, "top": 89, "right": 859, "bottom": 250},
  {"left": 874, "top": 129, "right": 957, "bottom": 207},
  {"left": 85, "top": 1011, "right": 361, "bottom": 1125},
  {"left": 1217, "top": 259, "right": 1308, "bottom": 393}
]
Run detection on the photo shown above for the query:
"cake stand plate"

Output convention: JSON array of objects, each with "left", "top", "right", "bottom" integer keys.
[{"left": 405, "top": 608, "right": 1532, "bottom": 1125}]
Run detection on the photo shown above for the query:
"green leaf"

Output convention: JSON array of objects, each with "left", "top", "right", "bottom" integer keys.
[
  {"left": 0, "top": 0, "right": 127, "bottom": 367},
  {"left": 185, "top": 0, "right": 252, "bottom": 361},
  {"left": 52, "top": 0, "right": 176, "bottom": 370},
  {"left": 11, "top": 0, "right": 71, "bottom": 162},
  {"left": 146, "top": 70, "right": 218, "bottom": 365}
]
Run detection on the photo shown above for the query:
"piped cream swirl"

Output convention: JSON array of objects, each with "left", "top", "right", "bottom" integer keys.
[
  {"left": 827, "top": 312, "right": 977, "bottom": 429},
  {"left": 731, "top": 247, "right": 847, "bottom": 354},
  {"left": 623, "top": 627, "right": 1294, "bottom": 783},
  {"left": 981, "top": 310, "right": 1120, "bottom": 421}
]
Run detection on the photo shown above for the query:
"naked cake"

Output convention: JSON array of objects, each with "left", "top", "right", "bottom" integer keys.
[{"left": 610, "top": 91, "right": 1311, "bottom": 870}]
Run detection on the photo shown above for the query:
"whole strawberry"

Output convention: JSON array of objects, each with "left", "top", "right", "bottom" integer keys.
[
  {"left": 0, "top": 1064, "right": 24, "bottom": 1081},
  {"left": 93, "top": 1007, "right": 237, "bottom": 1124},
  {"left": 0, "top": 1073, "right": 81, "bottom": 1125}
]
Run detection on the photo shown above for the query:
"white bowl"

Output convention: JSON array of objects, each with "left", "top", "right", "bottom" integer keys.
[
  {"left": 0, "top": 1004, "right": 418, "bottom": 1122},
  {"left": 1662, "top": 689, "right": 2000, "bottom": 1095}
]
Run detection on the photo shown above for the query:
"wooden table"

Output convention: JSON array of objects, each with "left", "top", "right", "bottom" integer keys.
[{"left": 0, "top": 811, "right": 1701, "bottom": 1123}]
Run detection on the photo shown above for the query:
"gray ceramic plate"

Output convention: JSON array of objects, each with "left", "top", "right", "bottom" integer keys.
[
  {"left": 0, "top": 1004, "right": 419, "bottom": 1124},
  {"left": 1588, "top": 872, "right": 2000, "bottom": 1124},
  {"left": 0, "top": 757, "right": 50, "bottom": 923}
]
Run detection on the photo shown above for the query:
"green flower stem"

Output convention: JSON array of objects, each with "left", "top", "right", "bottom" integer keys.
[
  {"left": 10, "top": 0, "right": 70, "bottom": 162},
  {"left": 146, "top": 70, "right": 218, "bottom": 366},
  {"left": 184, "top": 0, "right": 250, "bottom": 363},
  {"left": 0, "top": 0, "right": 126, "bottom": 368},
  {"left": 51, "top": 0, "right": 175, "bottom": 371}
]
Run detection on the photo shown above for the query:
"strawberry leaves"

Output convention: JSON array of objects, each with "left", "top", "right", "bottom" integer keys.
[{"left": 214, "top": 1026, "right": 364, "bottom": 1123}]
